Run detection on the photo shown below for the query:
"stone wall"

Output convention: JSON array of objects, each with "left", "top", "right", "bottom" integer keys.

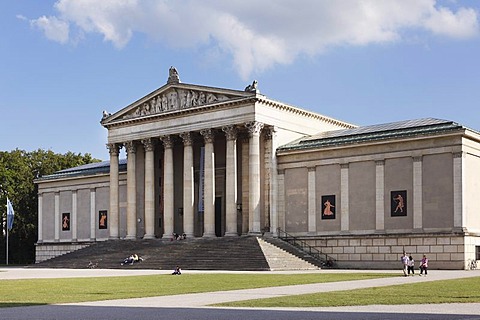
[
  {"left": 35, "top": 242, "right": 91, "bottom": 263},
  {"left": 298, "top": 233, "right": 476, "bottom": 270}
]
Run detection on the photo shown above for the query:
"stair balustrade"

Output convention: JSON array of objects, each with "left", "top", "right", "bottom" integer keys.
[{"left": 276, "top": 228, "right": 335, "bottom": 268}]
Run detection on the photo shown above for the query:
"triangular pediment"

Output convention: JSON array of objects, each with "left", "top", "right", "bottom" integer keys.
[{"left": 101, "top": 82, "right": 256, "bottom": 126}]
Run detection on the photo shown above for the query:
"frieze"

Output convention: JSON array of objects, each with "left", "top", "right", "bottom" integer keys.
[{"left": 121, "top": 88, "right": 232, "bottom": 120}]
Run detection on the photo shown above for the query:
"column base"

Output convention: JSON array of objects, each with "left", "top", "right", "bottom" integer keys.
[
  {"left": 143, "top": 234, "right": 156, "bottom": 239},
  {"left": 248, "top": 231, "right": 262, "bottom": 236},
  {"left": 224, "top": 232, "right": 238, "bottom": 237},
  {"left": 202, "top": 233, "right": 217, "bottom": 238},
  {"left": 124, "top": 235, "right": 136, "bottom": 240}
]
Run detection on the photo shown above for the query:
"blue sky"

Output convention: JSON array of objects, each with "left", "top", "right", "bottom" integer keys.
[{"left": 1, "top": 0, "right": 479, "bottom": 161}]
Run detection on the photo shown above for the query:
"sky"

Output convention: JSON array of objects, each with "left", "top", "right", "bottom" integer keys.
[{"left": 1, "top": 0, "right": 480, "bottom": 161}]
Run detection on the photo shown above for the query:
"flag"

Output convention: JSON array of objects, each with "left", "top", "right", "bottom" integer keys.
[{"left": 7, "top": 198, "right": 15, "bottom": 230}]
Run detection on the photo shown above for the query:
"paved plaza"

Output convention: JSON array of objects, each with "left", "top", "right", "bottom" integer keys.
[{"left": 0, "top": 268, "right": 479, "bottom": 320}]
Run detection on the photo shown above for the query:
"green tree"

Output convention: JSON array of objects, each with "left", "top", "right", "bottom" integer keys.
[{"left": 0, "top": 149, "right": 100, "bottom": 264}]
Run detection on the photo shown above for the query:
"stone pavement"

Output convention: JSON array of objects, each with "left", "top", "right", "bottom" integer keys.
[{"left": 1, "top": 267, "right": 480, "bottom": 315}]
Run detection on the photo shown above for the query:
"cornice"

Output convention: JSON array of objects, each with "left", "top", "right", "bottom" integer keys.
[{"left": 254, "top": 96, "right": 356, "bottom": 129}]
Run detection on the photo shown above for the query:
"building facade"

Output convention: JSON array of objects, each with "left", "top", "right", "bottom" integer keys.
[{"left": 35, "top": 68, "right": 480, "bottom": 269}]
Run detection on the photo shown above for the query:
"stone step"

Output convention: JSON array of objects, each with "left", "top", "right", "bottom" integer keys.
[{"left": 257, "top": 237, "right": 319, "bottom": 270}]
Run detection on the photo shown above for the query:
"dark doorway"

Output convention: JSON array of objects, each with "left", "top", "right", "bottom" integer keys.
[{"left": 215, "top": 197, "right": 222, "bottom": 237}]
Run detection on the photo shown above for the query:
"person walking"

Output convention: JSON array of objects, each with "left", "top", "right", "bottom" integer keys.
[
  {"left": 401, "top": 252, "right": 410, "bottom": 277},
  {"left": 419, "top": 254, "right": 429, "bottom": 276},
  {"left": 407, "top": 256, "right": 415, "bottom": 276}
]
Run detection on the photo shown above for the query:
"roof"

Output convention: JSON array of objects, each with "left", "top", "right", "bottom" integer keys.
[
  {"left": 277, "top": 118, "right": 468, "bottom": 152},
  {"left": 36, "top": 159, "right": 127, "bottom": 182}
]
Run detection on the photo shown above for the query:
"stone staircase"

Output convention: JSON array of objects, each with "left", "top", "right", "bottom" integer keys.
[
  {"left": 257, "top": 238, "right": 319, "bottom": 270},
  {"left": 32, "top": 236, "right": 270, "bottom": 271},
  {"left": 260, "top": 237, "right": 326, "bottom": 269},
  {"left": 31, "top": 236, "right": 324, "bottom": 271}
]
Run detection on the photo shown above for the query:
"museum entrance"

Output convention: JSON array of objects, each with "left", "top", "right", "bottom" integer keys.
[{"left": 215, "top": 196, "right": 222, "bottom": 237}]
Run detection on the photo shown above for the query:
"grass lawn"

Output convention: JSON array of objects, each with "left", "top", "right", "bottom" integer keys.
[
  {"left": 0, "top": 273, "right": 395, "bottom": 308},
  {"left": 215, "top": 276, "right": 480, "bottom": 308}
]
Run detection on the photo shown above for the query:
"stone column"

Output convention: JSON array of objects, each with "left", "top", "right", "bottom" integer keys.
[
  {"left": 107, "top": 143, "right": 121, "bottom": 239},
  {"left": 246, "top": 121, "right": 264, "bottom": 234},
  {"left": 142, "top": 138, "right": 156, "bottom": 239},
  {"left": 54, "top": 192, "right": 60, "bottom": 242},
  {"left": 125, "top": 141, "right": 137, "bottom": 239},
  {"left": 161, "top": 135, "right": 174, "bottom": 239},
  {"left": 72, "top": 190, "right": 77, "bottom": 242},
  {"left": 180, "top": 132, "right": 195, "bottom": 237},
  {"left": 241, "top": 135, "right": 250, "bottom": 234},
  {"left": 453, "top": 152, "right": 465, "bottom": 229},
  {"left": 223, "top": 125, "right": 238, "bottom": 236},
  {"left": 38, "top": 193, "right": 43, "bottom": 243},
  {"left": 90, "top": 188, "right": 96, "bottom": 241},
  {"left": 340, "top": 163, "right": 349, "bottom": 232},
  {"left": 200, "top": 129, "right": 216, "bottom": 237},
  {"left": 375, "top": 160, "right": 385, "bottom": 231},
  {"left": 308, "top": 167, "right": 316, "bottom": 234},
  {"left": 413, "top": 156, "right": 423, "bottom": 230}
]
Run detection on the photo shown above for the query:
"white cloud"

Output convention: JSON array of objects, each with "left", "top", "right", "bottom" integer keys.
[
  {"left": 30, "top": 15, "right": 69, "bottom": 44},
  {"left": 424, "top": 6, "right": 479, "bottom": 38},
  {"left": 29, "top": 0, "right": 480, "bottom": 79}
]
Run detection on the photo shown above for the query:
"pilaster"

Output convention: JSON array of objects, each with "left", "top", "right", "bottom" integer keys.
[
  {"left": 413, "top": 156, "right": 423, "bottom": 230},
  {"left": 375, "top": 160, "right": 385, "bottom": 231},
  {"left": 340, "top": 163, "right": 349, "bottom": 232}
]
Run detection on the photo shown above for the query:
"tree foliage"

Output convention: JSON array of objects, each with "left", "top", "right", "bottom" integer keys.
[{"left": 0, "top": 149, "right": 100, "bottom": 264}]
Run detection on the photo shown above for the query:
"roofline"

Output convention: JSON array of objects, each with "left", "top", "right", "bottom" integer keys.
[{"left": 277, "top": 124, "right": 467, "bottom": 155}]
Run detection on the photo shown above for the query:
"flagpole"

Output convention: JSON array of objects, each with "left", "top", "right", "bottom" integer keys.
[{"left": 5, "top": 221, "right": 8, "bottom": 266}]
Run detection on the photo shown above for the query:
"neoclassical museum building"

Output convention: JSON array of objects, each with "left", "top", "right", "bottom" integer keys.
[{"left": 35, "top": 68, "right": 480, "bottom": 269}]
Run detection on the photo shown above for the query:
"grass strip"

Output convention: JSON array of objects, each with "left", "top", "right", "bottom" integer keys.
[
  {"left": 0, "top": 272, "right": 395, "bottom": 308},
  {"left": 215, "top": 276, "right": 480, "bottom": 308}
]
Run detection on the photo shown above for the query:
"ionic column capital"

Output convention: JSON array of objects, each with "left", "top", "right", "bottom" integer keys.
[
  {"left": 222, "top": 125, "right": 238, "bottom": 141},
  {"left": 179, "top": 132, "right": 193, "bottom": 146},
  {"left": 200, "top": 128, "right": 215, "bottom": 144}
]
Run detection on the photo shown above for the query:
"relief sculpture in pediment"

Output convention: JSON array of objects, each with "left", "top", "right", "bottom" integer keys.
[{"left": 122, "top": 88, "right": 231, "bottom": 120}]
